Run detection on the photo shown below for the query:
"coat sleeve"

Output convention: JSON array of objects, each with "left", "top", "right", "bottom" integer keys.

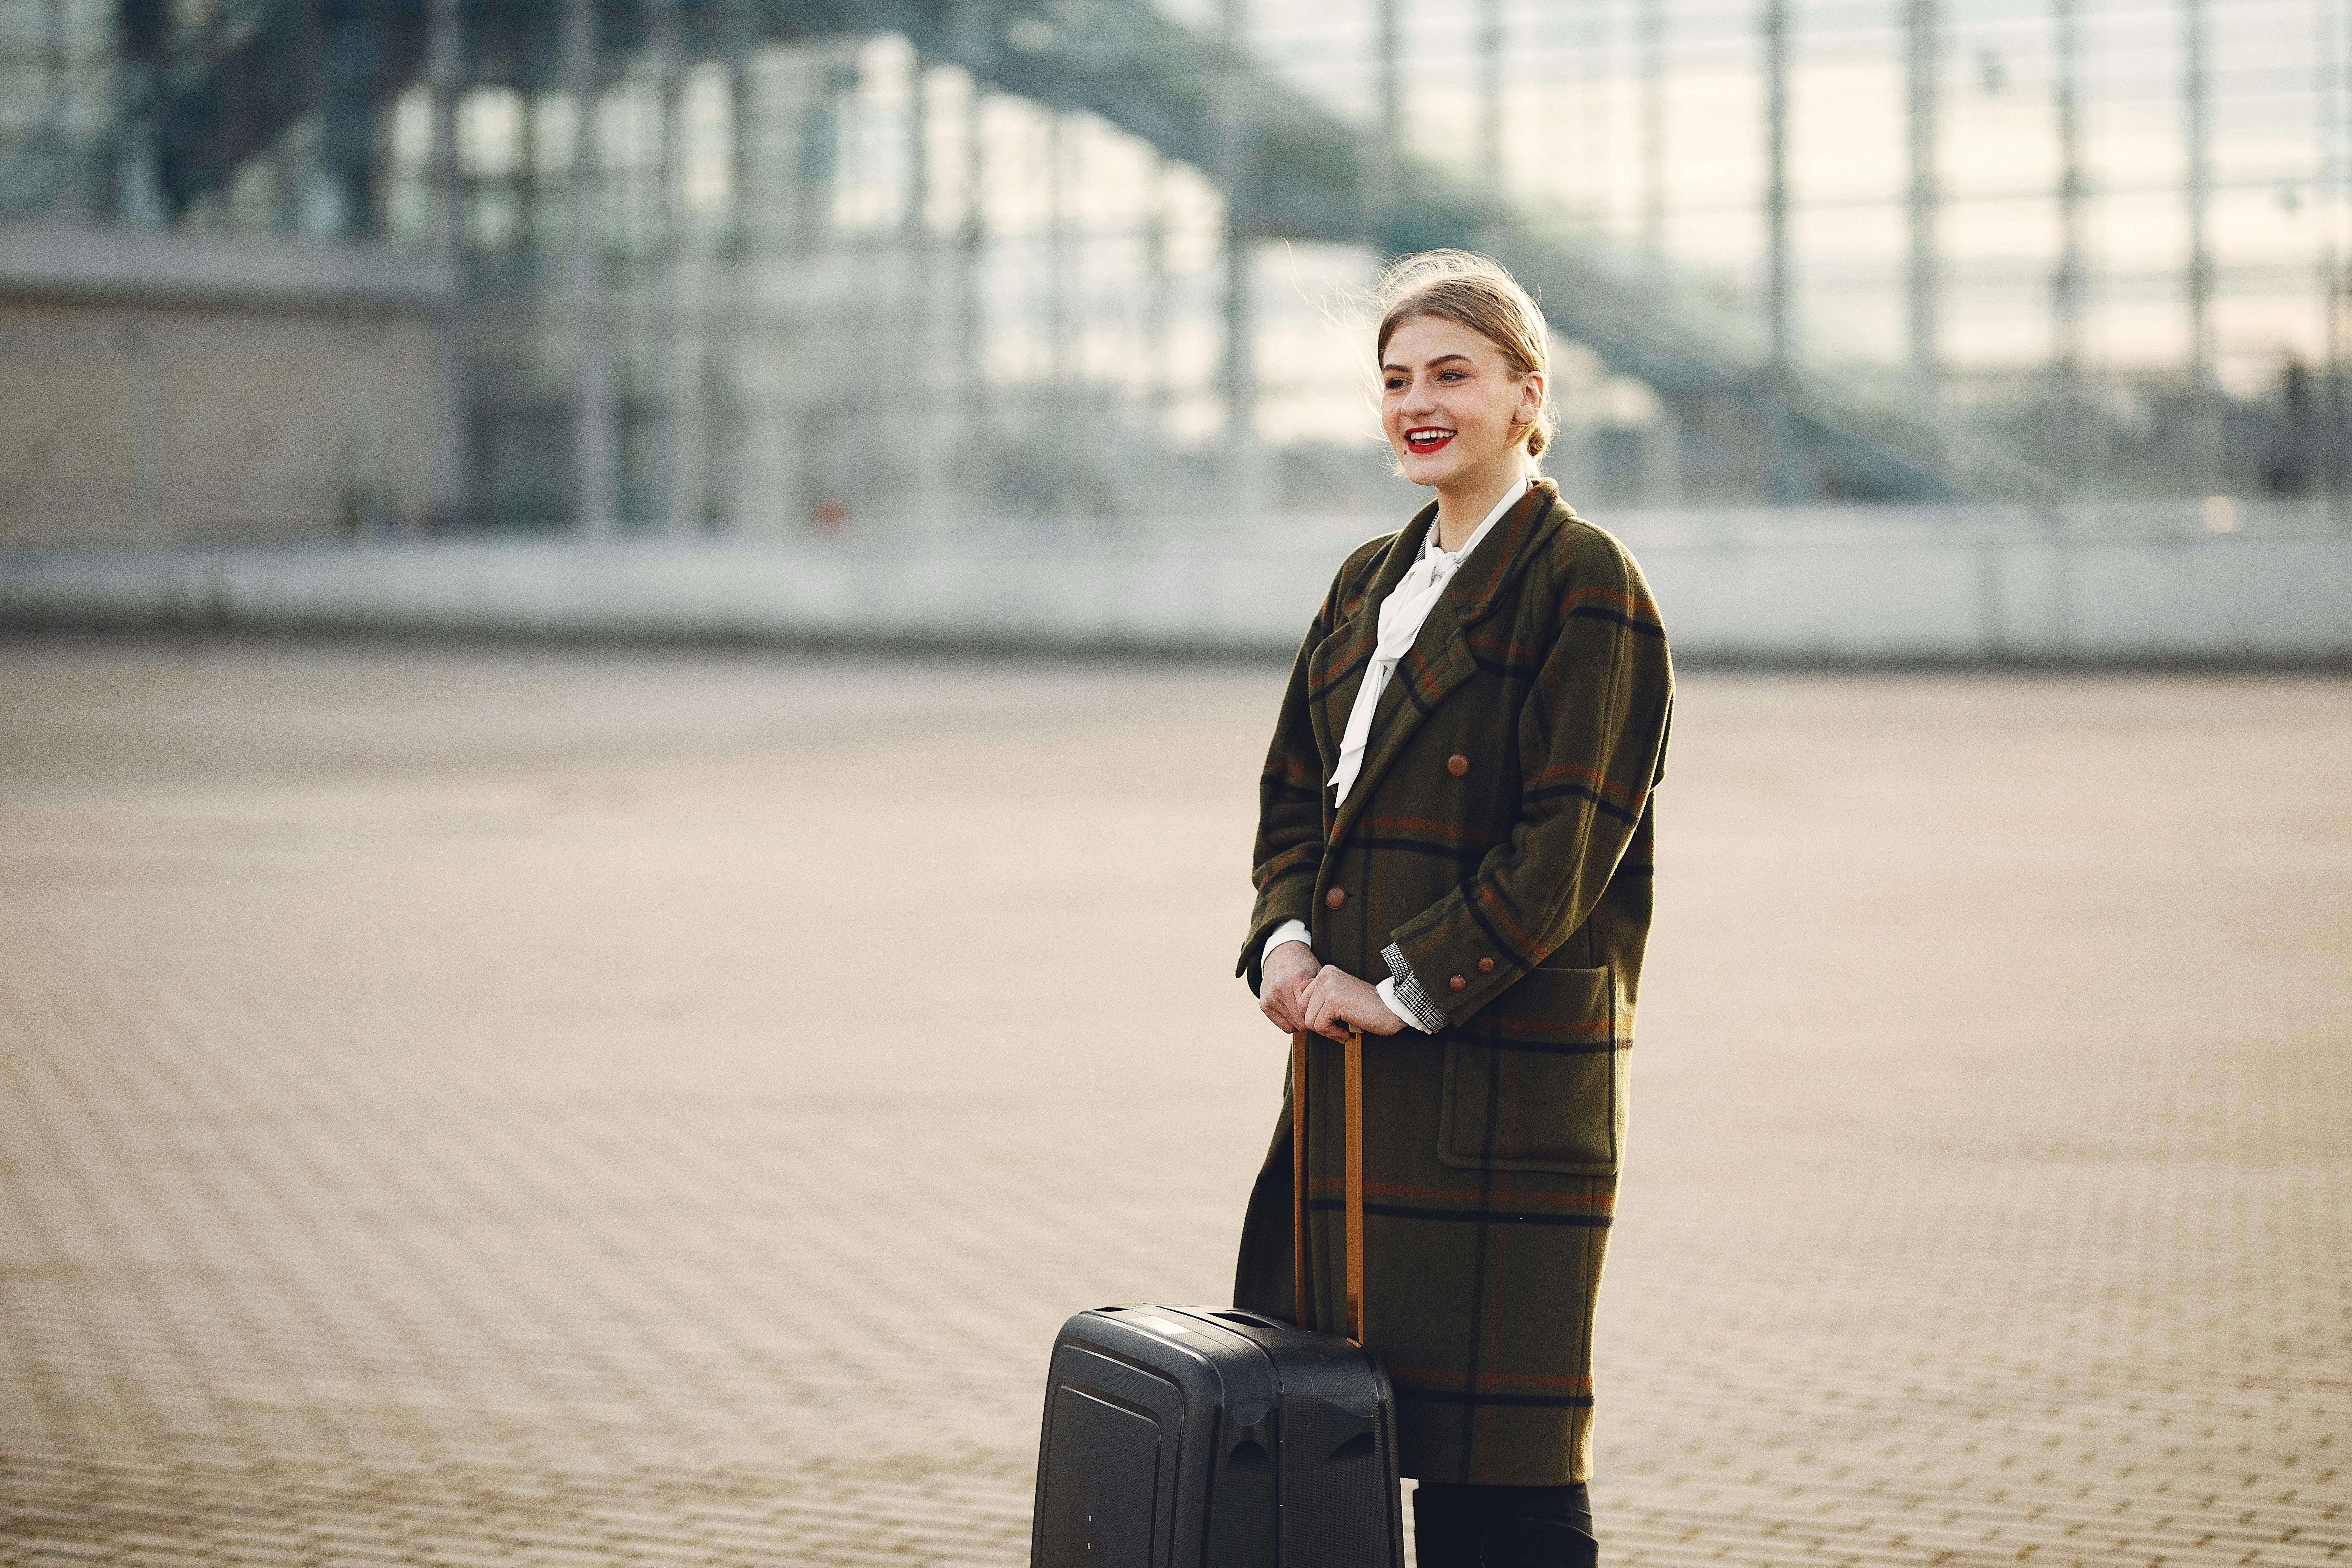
[
  {"left": 1234, "top": 546, "right": 1379, "bottom": 994},
  {"left": 1381, "top": 530, "right": 1672, "bottom": 1027}
]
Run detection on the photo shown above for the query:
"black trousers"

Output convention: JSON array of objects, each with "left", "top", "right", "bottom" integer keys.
[{"left": 1412, "top": 1482, "right": 1597, "bottom": 1568}]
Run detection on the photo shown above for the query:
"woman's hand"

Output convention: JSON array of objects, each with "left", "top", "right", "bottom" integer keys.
[
  {"left": 1259, "top": 940, "right": 1322, "bottom": 1033},
  {"left": 1301, "top": 964, "right": 1408, "bottom": 1041}
]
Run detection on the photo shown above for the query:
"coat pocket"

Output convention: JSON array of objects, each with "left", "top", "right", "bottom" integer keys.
[{"left": 1437, "top": 965, "right": 1628, "bottom": 1177}]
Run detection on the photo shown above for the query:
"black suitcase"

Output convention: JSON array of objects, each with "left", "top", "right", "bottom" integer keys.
[{"left": 1030, "top": 1029, "right": 1406, "bottom": 1568}]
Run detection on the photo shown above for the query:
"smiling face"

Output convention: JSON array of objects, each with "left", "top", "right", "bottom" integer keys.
[{"left": 1380, "top": 313, "right": 1544, "bottom": 491}]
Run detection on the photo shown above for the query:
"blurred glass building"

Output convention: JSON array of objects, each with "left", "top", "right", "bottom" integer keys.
[{"left": 2, "top": 0, "right": 2348, "bottom": 536}]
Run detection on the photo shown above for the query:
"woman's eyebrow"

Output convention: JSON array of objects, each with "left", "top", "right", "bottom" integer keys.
[{"left": 1380, "top": 353, "right": 1474, "bottom": 375}]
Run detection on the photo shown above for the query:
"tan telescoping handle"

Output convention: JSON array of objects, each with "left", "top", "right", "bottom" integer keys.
[{"left": 1292, "top": 1027, "right": 1367, "bottom": 1344}]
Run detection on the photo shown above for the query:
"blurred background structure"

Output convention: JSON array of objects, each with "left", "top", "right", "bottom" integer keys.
[{"left": 9, "top": 0, "right": 2352, "bottom": 540}]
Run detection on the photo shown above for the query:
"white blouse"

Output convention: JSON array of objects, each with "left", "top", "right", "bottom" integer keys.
[{"left": 1262, "top": 476, "right": 1530, "bottom": 1034}]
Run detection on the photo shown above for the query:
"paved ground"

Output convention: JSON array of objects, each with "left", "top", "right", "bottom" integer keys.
[{"left": 0, "top": 640, "right": 2344, "bottom": 1568}]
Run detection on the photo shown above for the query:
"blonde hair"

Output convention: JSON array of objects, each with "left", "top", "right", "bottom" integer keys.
[{"left": 1374, "top": 250, "right": 1556, "bottom": 461}]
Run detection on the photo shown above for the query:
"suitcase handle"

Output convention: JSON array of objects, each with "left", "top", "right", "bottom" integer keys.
[{"left": 1292, "top": 1027, "right": 1366, "bottom": 1344}]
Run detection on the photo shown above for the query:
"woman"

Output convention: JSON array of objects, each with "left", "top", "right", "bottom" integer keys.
[{"left": 1231, "top": 252, "right": 1673, "bottom": 1568}]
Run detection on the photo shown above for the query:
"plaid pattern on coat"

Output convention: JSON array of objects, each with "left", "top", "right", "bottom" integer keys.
[{"left": 1231, "top": 479, "right": 1672, "bottom": 1487}]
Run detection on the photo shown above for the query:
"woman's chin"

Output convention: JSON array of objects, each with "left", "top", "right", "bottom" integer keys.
[{"left": 1397, "top": 448, "right": 1458, "bottom": 487}]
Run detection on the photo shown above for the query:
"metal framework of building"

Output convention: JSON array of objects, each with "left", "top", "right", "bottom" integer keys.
[{"left": 3, "top": 0, "right": 2347, "bottom": 530}]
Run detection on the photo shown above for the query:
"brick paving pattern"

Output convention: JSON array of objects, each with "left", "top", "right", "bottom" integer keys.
[{"left": 0, "top": 642, "right": 2344, "bottom": 1568}]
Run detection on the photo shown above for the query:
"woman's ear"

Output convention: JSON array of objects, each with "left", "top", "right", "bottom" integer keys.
[{"left": 1510, "top": 370, "right": 1546, "bottom": 433}]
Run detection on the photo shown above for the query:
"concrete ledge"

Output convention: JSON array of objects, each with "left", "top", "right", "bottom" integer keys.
[
  {"left": 1618, "top": 510, "right": 2352, "bottom": 664},
  {"left": 0, "top": 534, "right": 1340, "bottom": 655},
  {"left": 0, "top": 223, "right": 457, "bottom": 311},
  {"left": 4, "top": 506, "right": 2348, "bottom": 665}
]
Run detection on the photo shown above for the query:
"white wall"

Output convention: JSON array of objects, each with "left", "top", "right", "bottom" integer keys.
[
  {"left": 0, "top": 224, "right": 459, "bottom": 542},
  {"left": 1612, "top": 506, "right": 2352, "bottom": 663},
  {"left": 3, "top": 504, "right": 2347, "bottom": 664}
]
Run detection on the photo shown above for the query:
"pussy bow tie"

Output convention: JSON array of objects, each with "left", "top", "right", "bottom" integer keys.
[{"left": 1327, "top": 547, "right": 1464, "bottom": 806}]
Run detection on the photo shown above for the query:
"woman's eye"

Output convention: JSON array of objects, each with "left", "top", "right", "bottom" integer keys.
[{"left": 1384, "top": 379, "right": 1404, "bottom": 391}]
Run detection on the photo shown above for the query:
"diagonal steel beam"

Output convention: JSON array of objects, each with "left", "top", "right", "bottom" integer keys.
[{"left": 153, "top": 0, "right": 2065, "bottom": 499}]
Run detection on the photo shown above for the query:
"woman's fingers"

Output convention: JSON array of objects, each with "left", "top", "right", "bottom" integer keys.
[
  {"left": 1297, "top": 965, "right": 1374, "bottom": 1041},
  {"left": 1261, "top": 964, "right": 1312, "bottom": 1031},
  {"left": 1303, "top": 969, "right": 1354, "bottom": 1041}
]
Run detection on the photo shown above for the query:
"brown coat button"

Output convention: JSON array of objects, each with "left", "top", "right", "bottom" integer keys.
[
  {"left": 1449, "top": 974, "right": 1467, "bottom": 992},
  {"left": 1478, "top": 958, "right": 1495, "bottom": 974},
  {"left": 1325, "top": 886, "right": 1346, "bottom": 910},
  {"left": 1447, "top": 754, "right": 1470, "bottom": 778}
]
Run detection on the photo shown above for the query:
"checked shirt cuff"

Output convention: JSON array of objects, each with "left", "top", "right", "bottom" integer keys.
[{"left": 1379, "top": 943, "right": 1446, "bottom": 1034}]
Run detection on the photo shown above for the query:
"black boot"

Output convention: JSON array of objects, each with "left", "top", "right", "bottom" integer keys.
[
  {"left": 1484, "top": 1518, "right": 1600, "bottom": 1568},
  {"left": 1411, "top": 1484, "right": 1485, "bottom": 1568}
]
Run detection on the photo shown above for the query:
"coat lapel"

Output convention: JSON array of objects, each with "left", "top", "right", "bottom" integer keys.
[
  {"left": 1324, "top": 481, "right": 1563, "bottom": 850},
  {"left": 1306, "top": 504, "right": 1437, "bottom": 773}
]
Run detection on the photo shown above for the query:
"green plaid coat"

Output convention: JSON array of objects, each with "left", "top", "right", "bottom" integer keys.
[{"left": 1231, "top": 479, "right": 1672, "bottom": 1487}]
